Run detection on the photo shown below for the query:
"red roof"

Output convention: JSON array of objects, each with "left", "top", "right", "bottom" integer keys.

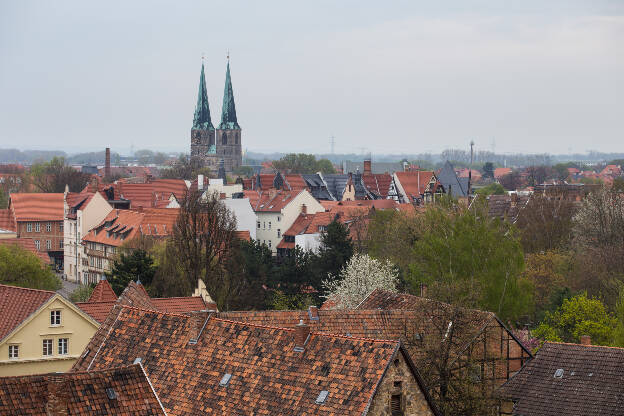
[
  {"left": 74, "top": 301, "right": 116, "bottom": 323},
  {"left": 88, "top": 279, "right": 118, "bottom": 303},
  {"left": 151, "top": 297, "right": 207, "bottom": 314},
  {"left": 0, "top": 284, "right": 55, "bottom": 341},
  {"left": 259, "top": 174, "right": 274, "bottom": 190},
  {"left": 251, "top": 190, "right": 304, "bottom": 212},
  {"left": 394, "top": 171, "right": 437, "bottom": 202},
  {"left": 494, "top": 168, "right": 512, "bottom": 178},
  {"left": 0, "top": 238, "right": 52, "bottom": 264},
  {"left": 457, "top": 169, "right": 482, "bottom": 180},
  {"left": 0, "top": 209, "right": 16, "bottom": 232},
  {"left": 283, "top": 174, "right": 309, "bottom": 191},
  {"left": 234, "top": 230, "right": 251, "bottom": 241},
  {"left": 83, "top": 208, "right": 178, "bottom": 247},
  {"left": 362, "top": 173, "right": 393, "bottom": 198},
  {"left": 9, "top": 193, "right": 64, "bottom": 221}
]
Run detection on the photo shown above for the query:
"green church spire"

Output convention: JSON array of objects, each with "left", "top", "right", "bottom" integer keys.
[
  {"left": 193, "top": 63, "right": 214, "bottom": 130},
  {"left": 218, "top": 59, "right": 240, "bottom": 130}
]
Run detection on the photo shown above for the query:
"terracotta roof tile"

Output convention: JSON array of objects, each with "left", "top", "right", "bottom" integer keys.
[
  {"left": 251, "top": 190, "right": 303, "bottom": 212},
  {"left": 394, "top": 171, "right": 438, "bottom": 203},
  {"left": 74, "top": 301, "right": 116, "bottom": 323},
  {"left": 0, "top": 364, "right": 165, "bottom": 415},
  {"left": 0, "top": 209, "right": 16, "bottom": 232},
  {"left": 87, "top": 279, "right": 117, "bottom": 303},
  {"left": 0, "top": 284, "right": 55, "bottom": 341},
  {"left": 151, "top": 297, "right": 207, "bottom": 314},
  {"left": 362, "top": 173, "right": 393, "bottom": 198},
  {"left": 233, "top": 230, "right": 251, "bottom": 241},
  {"left": 499, "top": 342, "right": 624, "bottom": 415},
  {"left": 284, "top": 174, "right": 309, "bottom": 191},
  {"left": 9, "top": 193, "right": 64, "bottom": 221},
  {"left": 0, "top": 238, "right": 52, "bottom": 264},
  {"left": 72, "top": 306, "right": 428, "bottom": 415},
  {"left": 494, "top": 167, "right": 512, "bottom": 178}
]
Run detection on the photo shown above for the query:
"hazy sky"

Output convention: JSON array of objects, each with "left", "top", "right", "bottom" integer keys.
[{"left": 0, "top": 1, "right": 622, "bottom": 156}]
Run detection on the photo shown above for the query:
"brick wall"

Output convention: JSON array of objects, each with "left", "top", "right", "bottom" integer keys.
[{"left": 17, "top": 221, "right": 64, "bottom": 252}]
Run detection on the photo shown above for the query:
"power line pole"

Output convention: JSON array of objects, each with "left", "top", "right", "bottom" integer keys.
[{"left": 468, "top": 140, "right": 475, "bottom": 196}]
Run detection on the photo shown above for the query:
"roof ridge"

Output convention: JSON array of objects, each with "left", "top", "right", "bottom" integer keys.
[
  {"left": 0, "top": 283, "right": 56, "bottom": 295},
  {"left": 118, "top": 304, "right": 190, "bottom": 318},
  {"left": 545, "top": 341, "right": 624, "bottom": 350}
]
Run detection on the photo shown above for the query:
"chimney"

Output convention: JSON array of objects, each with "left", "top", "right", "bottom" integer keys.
[
  {"left": 420, "top": 283, "right": 428, "bottom": 298},
  {"left": 198, "top": 174, "right": 204, "bottom": 191},
  {"left": 403, "top": 161, "right": 409, "bottom": 172},
  {"left": 301, "top": 204, "right": 307, "bottom": 215},
  {"left": 46, "top": 376, "right": 69, "bottom": 416},
  {"left": 105, "top": 147, "right": 111, "bottom": 179},
  {"left": 363, "top": 159, "right": 372, "bottom": 175},
  {"left": 580, "top": 335, "right": 591, "bottom": 346},
  {"left": 295, "top": 319, "right": 310, "bottom": 350}
]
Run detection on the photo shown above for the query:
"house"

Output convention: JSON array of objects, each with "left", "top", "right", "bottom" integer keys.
[
  {"left": 497, "top": 340, "right": 624, "bottom": 416},
  {"left": 75, "top": 280, "right": 214, "bottom": 323},
  {"left": 359, "top": 160, "right": 397, "bottom": 199},
  {"left": 393, "top": 171, "right": 444, "bottom": 204},
  {"left": 81, "top": 177, "right": 188, "bottom": 209},
  {"left": 63, "top": 191, "right": 113, "bottom": 283},
  {"left": 436, "top": 161, "right": 469, "bottom": 198},
  {"left": 494, "top": 168, "right": 513, "bottom": 179},
  {"left": 0, "top": 238, "right": 52, "bottom": 264},
  {"left": 248, "top": 189, "right": 324, "bottom": 254},
  {"left": 0, "top": 364, "right": 166, "bottom": 415},
  {"left": 219, "top": 289, "right": 532, "bottom": 413},
  {"left": 80, "top": 208, "right": 178, "bottom": 284},
  {"left": 276, "top": 211, "right": 345, "bottom": 256},
  {"left": 0, "top": 208, "right": 17, "bottom": 238},
  {"left": 8, "top": 193, "right": 65, "bottom": 270},
  {"left": 301, "top": 173, "right": 334, "bottom": 200},
  {"left": 0, "top": 284, "right": 99, "bottom": 376},
  {"left": 72, "top": 305, "right": 440, "bottom": 415},
  {"left": 320, "top": 172, "right": 372, "bottom": 200}
]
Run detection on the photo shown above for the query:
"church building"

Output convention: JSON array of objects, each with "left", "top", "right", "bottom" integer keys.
[{"left": 190, "top": 59, "right": 242, "bottom": 172}]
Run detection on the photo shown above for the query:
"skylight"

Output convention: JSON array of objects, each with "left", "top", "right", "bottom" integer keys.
[
  {"left": 219, "top": 373, "right": 232, "bottom": 387},
  {"left": 554, "top": 369, "right": 564, "bottom": 378},
  {"left": 315, "top": 390, "right": 329, "bottom": 404},
  {"left": 133, "top": 357, "right": 142, "bottom": 364}
]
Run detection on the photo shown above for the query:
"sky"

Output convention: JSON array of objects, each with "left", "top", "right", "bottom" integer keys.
[{"left": 0, "top": 0, "right": 622, "bottom": 156}]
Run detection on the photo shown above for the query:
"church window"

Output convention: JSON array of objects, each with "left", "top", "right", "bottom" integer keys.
[
  {"left": 222, "top": 132, "right": 228, "bottom": 145},
  {"left": 235, "top": 133, "right": 239, "bottom": 144}
]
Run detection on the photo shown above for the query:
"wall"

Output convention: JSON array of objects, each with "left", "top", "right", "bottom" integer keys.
[
  {"left": 367, "top": 350, "right": 435, "bottom": 416},
  {"left": 0, "top": 296, "right": 98, "bottom": 376},
  {"left": 295, "top": 233, "right": 321, "bottom": 253},
  {"left": 223, "top": 198, "right": 256, "bottom": 240}
]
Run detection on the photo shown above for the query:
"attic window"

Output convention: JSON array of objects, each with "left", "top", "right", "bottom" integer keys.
[
  {"left": 315, "top": 390, "right": 329, "bottom": 404},
  {"left": 106, "top": 388, "right": 118, "bottom": 400},
  {"left": 554, "top": 369, "right": 564, "bottom": 378},
  {"left": 133, "top": 357, "right": 142, "bottom": 364},
  {"left": 219, "top": 373, "right": 232, "bottom": 387}
]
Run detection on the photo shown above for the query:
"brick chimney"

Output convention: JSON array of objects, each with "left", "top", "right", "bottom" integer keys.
[
  {"left": 363, "top": 159, "right": 372, "bottom": 175},
  {"left": 105, "top": 147, "right": 111, "bottom": 179},
  {"left": 301, "top": 204, "right": 307, "bottom": 215},
  {"left": 580, "top": 335, "right": 591, "bottom": 346},
  {"left": 295, "top": 319, "right": 310, "bottom": 350},
  {"left": 46, "top": 376, "right": 69, "bottom": 416}
]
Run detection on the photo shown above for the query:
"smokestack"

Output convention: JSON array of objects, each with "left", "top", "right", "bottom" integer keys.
[
  {"left": 295, "top": 319, "right": 310, "bottom": 350},
  {"left": 105, "top": 148, "right": 111, "bottom": 179}
]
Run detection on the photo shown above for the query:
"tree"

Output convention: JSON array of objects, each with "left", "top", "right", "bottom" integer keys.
[
  {"left": 499, "top": 171, "right": 524, "bottom": 191},
  {"left": 314, "top": 220, "right": 354, "bottom": 295},
  {"left": 408, "top": 199, "right": 532, "bottom": 321},
  {"left": 523, "top": 251, "right": 572, "bottom": 323},
  {"left": 475, "top": 183, "right": 505, "bottom": 196},
  {"left": 533, "top": 293, "right": 616, "bottom": 345},
  {"left": 160, "top": 155, "right": 212, "bottom": 180},
  {"left": 30, "top": 156, "right": 91, "bottom": 193},
  {"left": 0, "top": 244, "right": 61, "bottom": 290},
  {"left": 272, "top": 153, "right": 336, "bottom": 174},
  {"left": 107, "top": 249, "right": 156, "bottom": 295},
  {"left": 323, "top": 254, "right": 398, "bottom": 309},
  {"left": 482, "top": 162, "right": 495, "bottom": 179},
  {"left": 69, "top": 283, "right": 95, "bottom": 303}
]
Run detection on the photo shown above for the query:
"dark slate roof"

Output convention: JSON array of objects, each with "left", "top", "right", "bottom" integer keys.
[
  {"left": 0, "top": 364, "right": 165, "bottom": 415},
  {"left": 498, "top": 342, "right": 624, "bottom": 416},
  {"left": 322, "top": 174, "right": 369, "bottom": 200},
  {"left": 72, "top": 306, "right": 436, "bottom": 415},
  {"left": 302, "top": 174, "right": 333, "bottom": 200},
  {"left": 437, "top": 161, "right": 468, "bottom": 198}
]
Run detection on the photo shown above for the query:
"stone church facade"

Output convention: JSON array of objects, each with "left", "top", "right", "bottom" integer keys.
[{"left": 190, "top": 60, "right": 242, "bottom": 173}]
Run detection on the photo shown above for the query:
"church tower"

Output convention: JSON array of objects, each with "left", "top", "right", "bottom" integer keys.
[
  {"left": 190, "top": 62, "right": 216, "bottom": 167},
  {"left": 216, "top": 58, "right": 242, "bottom": 172}
]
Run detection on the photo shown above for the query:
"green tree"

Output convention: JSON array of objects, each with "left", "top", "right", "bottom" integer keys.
[
  {"left": 533, "top": 293, "right": 617, "bottom": 345},
  {"left": 474, "top": 183, "right": 505, "bottom": 196},
  {"left": 614, "top": 287, "right": 624, "bottom": 347},
  {"left": 482, "top": 162, "right": 495, "bottom": 179},
  {"left": 107, "top": 249, "right": 156, "bottom": 295},
  {"left": 69, "top": 283, "right": 95, "bottom": 303},
  {"left": 0, "top": 244, "right": 61, "bottom": 290},
  {"left": 272, "top": 153, "right": 336, "bottom": 174},
  {"left": 409, "top": 200, "right": 532, "bottom": 321},
  {"left": 314, "top": 221, "right": 354, "bottom": 294},
  {"left": 31, "top": 156, "right": 91, "bottom": 193}
]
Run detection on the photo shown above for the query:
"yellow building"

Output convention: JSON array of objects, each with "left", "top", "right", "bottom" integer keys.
[{"left": 0, "top": 284, "right": 99, "bottom": 376}]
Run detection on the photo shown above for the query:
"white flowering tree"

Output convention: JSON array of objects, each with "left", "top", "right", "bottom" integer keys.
[{"left": 323, "top": 253, "right": 398, "bottom": 309}]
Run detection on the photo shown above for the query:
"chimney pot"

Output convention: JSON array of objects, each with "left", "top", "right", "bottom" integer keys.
[
  {"left": 580, "top": 335, "right": 591, "bottom": 346},
  {"left": 295, "top": 319, "right": 309, "bottom": 350}
]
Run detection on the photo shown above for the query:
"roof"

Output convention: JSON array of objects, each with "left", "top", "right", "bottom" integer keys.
[
  {"left": 82, "top": 208, "right": 178, "bottom": 247},
  {"left": 234, "top": 230, "right": 251, "bottom": 241},
  {"left": 498, "top": 342, "right": 624, "bottom": 416},
  {"left": 87, "top": 279, "right": 117, "bottom": 303},
  {"left": 494, "top": 167, "right": 513, "bottom": 178},
  {"left": 72, "top": 306, "right": 434, "bottom": 415},
  {"left": 218, "top": 60, "right": 240, "bottom": 130},
  {"left": 0, "top": 238, "right": 52, "bottom": 264},
  {"left": 361, "top": 173, "right": 393, "bottom": 199},
  {"left": 283, "top": 174, "right": 309, "bottom": 191},
  {"left": 192, "top": 62, "right": 214, "bottom": 130},
  {"left": 251, "top": 190, "right": 304, "bottom": 212},
  {"left": 0, "top": 364, "right": 166, "bottom": 415},
  {"left": 9, "top": 193, "right": 64, "bottom": 221},
  {"left": 119, "top": 179, "right": 188, "bottom": 209},
  {"left": 0, "top": 284, "right": 55, "bottom": 342},
  {"left": 301, "top": 174, "right": 333, "bottom": 200},
  {"left": 343, "top": 161, "right": 404, "bottom": 174},
  {"left": 437, "top": 161, "right": 468, "bottom": 198},
  {"left": 322, "top": 173, "right": 369, "bottom": 200},
  {"left": 485, "top": 194, "right": 531, "bottom": 222},
  {"left": 394, "top": 171, "right": 438, "bottom": 202},
  {"left": 0, "top": 209, "right": 16, "bottom": 231}
]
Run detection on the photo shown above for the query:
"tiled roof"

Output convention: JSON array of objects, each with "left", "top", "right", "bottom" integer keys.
[
  {"left": 394, "top": 171, "right": 438, "bottom": 202},
  {"left": 0, "top": 238, "right": 52, "bottom": 264},
  {"left": 9, "top": 193, "right": 64, "bottom": 221},
  {"left": 72, "top": 306, "right": 429, "bottom": 415},
  {"left": 437, "top": 161, "right": 468, "bottom": 198},
  {"left": 498, "top": 342, "right": 624, "bottom": 416},
  {"left": 283, "top": 213, "right": 315, "bottom": 236},
  {"left": 82, "top": 208, "right": 178, "bottom": 247},
  {"left": 251, "top": 190, "right": 304, "bottom": 212},
  {"left": 362, "top": 173, "right": 393, "bottom": 198},
  {"left": 485, "top": 194, "right": 530, "bottom": 222},
  {"left": 74, "top": 301, "right": 116, "bottom": 323},
  {"left": 233, "top": 230, "right": 251, "bottom": 241},
  {"left": 151, "top": 297, "right": 207, "bottom": 314},
  {"left": 0, "top": 364, "right": 165, "bottom": 415},
  {"left": 0, "top": 209, "right": 16, "bottom": 231},
  {"left": 87, "top": 279, "right": 117, "bottom": 303},
  {"left": 494, "top": 167, "right": 513, "bottom": 178},
  {"left": 283, "top": 174, "right": 309, "bottom": 191},
  {"left": 0, "top": 284, "right": 54, "bottom": 342}
]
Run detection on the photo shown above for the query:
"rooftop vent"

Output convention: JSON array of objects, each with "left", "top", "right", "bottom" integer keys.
[
  {"left": 554, "top": 369, "right": 564, "bottom": 378},
  {"left": 315, "top": 390, "right": 329, "bottom": 404},
  {"left": 105, "top": 388, "right": 117, "bottom": 400},
  {"left": 133, "top": 357, "right": 142, "bottom": 364},
  {"left": 219, "top": 373, "right": 232, "bottom": 387}
]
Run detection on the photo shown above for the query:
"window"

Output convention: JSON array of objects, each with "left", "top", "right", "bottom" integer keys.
[
  {"left": 277, "top": 229, "right": 281, "bottom": 238},
  {"left": 46, "top": 222, "right": 51, "bottom": 232},
  {"left": 257, "top": 221, "right": 260, "bottom": 229},
  {"left": 263, "top": 222, "right": 266, "bottom": 229},
  {"left": 50, "top": 310, "right": 61, "bottom": 326},
  {"left": 222, "top": 132, "right": 228, "bottom": 145},
  {"left": 391, "top": 394, "right": 403, "bottom": 416},
  {"left": 59, "top": 223, "right": 63, "bottom": 232},
  {"left": 277, "top": 216, "right": 281, "bottom": 222},
  {"left": 58, "top": 338, "right": 68, "bottom": 355},
  {"left": 43, "top": 339, "right": 53, "bottom": 356},
  {"left": 8, "top": 345, "right": 18, "bottom": 359},
  {"left": 34, "top": 240, "right": 40, "bottom": 250},
  {"left": 268, "top": 222, "right": 271, "bottom": 230},
  {"left": 27, "top": 223, "right": 32, "bottom": 232},
  {"left": 46, "top": 240, "right": 51, "bottom": 250},
  {"left": 59, "top": 240, "right": 64, "bottom": 249},
  {"left": 268, "top": 241, "right": 272, "bottom": 248},
  {"left": 35, "top": 223, "right": 40, "bottom": 232}
]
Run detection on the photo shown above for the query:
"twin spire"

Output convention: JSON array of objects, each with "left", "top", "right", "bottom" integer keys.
[{"left": 192, "top": 59, "right": 239, "bottom": 131}]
